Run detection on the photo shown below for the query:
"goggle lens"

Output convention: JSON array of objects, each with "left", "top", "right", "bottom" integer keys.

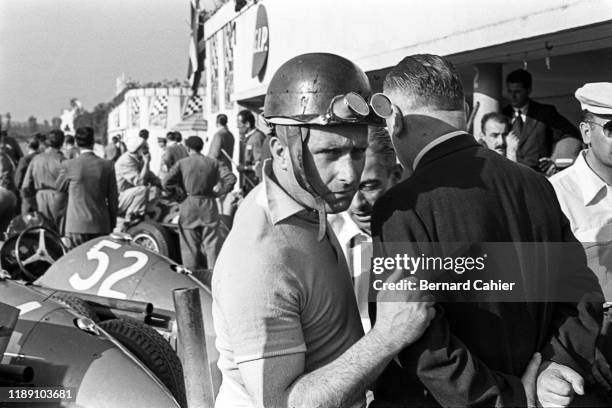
[
  {"left": 344, "top": 92, "right": 370, "bottom": 117},
  {"left": 370, "top": 93, "right": 393, "bottom": 118}
]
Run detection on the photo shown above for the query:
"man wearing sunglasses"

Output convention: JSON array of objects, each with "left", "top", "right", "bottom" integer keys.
[
  {"left": 212, "top": 53, "right": 435, "bottom": 408},
  {"left": 371, "top": 54, "right": 603, "bottom": 407},
  {"left": 551, "top": 83, "right": 612, "bottom": 394}
]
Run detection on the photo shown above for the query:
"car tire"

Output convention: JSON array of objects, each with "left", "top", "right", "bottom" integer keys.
[
  {"left": 99, "top": 317, "right": 186, "bottom": 408},
  {"left": 127, "top": 221, "right": 177, "bottom": 260},
  {"left": 50, "top": 292, "right": 99, "bottom": 323}
]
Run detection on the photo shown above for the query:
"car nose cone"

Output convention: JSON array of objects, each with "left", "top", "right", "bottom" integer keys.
[{"left": 76, "top": 347, "right": 180, "bottom": 408}]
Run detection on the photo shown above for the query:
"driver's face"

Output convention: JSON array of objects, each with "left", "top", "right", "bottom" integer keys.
[{"left": 302, "top": 124, "right": 368, "bottom": 214}]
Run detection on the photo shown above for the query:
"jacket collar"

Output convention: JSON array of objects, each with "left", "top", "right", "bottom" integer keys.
[{"left": 414, "top": 132, "right": 477, "bottom": 171}]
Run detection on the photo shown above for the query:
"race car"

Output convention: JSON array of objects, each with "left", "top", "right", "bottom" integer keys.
[
  {"left": 0, "top": 278, "right": 182, "bottom": 407},
  {"left": 0, "top": 222, "right": 221, "bottom": 397}
]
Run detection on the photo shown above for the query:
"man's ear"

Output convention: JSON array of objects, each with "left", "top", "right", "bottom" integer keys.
[
  {"left": 270, "top": 136, "right": 289, "bottom": 170},
  {"left": 579, "top": 122, "right": 591, "bottom": 146},
  {"left": 386, "top": 104, "right": 404, "bottom": 139},
  {"left": 389, "top": 163, "right": 404, "bottom": 185}
]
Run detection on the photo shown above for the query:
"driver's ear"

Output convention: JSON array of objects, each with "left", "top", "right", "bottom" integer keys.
[{"left": 270, "top": 136, "right": 289, "bottom": 170}]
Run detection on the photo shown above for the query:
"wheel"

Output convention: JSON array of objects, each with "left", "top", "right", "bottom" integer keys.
[
  {"left": 99, "top": 317, "right": 187, "bottom": 408},
  {"left": 49, "top": 292, "right": 99, "bottom": 322},
  {"left": 127, "top": 221, "right": 177, "bottom": 260}
]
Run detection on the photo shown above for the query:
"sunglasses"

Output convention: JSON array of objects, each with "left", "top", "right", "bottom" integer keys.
[{"left": 586, "top": 120, "right": 612, "bottom": 138}]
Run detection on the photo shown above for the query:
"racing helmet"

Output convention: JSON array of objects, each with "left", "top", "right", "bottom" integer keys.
[{"left": 263, "top": 53, "right": 392, "bottom": 240}]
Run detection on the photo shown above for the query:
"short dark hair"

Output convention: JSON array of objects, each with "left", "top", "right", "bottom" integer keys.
[
  {"left": 185, "top": 136, "right": 203, "bottom": 152},
  {"left": 65, "top": 135, "right": 75, "bottom": 145},
  {"left": 368, "top": 127, "right": 397, "bottom": 169},
  {"left": 217, "top": 114, "right": 228, "bottom": 126},
  {"left": 47, "top": 129, "right": 65, "bottom": 149},
  {"left": 75, "top": 127, "right": 94, "bottom": 148},
  {"left": 481, "top": 112, "right": 510, "bottom": 133},
  {"left": 174, "top": 131, "right": 183, "bottom": 142},
  {"left": 27, "top": 138, "right": 39, "bottom": 151},
  {"left": 582, "top": 109, "right": 596, "bottom": 123},
  {"left": 238, "top": 110, "right": 255, "bottom": 127},
  {"left": 506, "top": 69, "right": 532, "bottom": 89},
  {"left": 384, "top": 54, "right": 464, "bottom": 110},
  {"left": 139, "top": 129, "right": 149, "bottom": 140}
]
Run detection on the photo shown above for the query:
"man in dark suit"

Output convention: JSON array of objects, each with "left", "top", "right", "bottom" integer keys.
[
  {"left": 372, "top": 54, "right": 604, "bottom": 407},
  {"left": 209, "top": 114, "right": 235, "bottom": 170},
  {"left": 14, "top": 138, "right": 40, "bottom": 214},
  {"left": 236, "top": 109, "right": 266, "bottom": 193},
  {"left": 56, "top": 127, "right": 118, "bottom": 247},
  {"left": 502, "top": 69, "right": 582, "bottom": 175}
]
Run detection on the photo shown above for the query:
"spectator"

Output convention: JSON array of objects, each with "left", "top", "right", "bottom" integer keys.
[
  {"left": 163, "top": 136, "right": 235, "bottom": 270},
  {"left": 161, "top": 132, "right": 188, "bottom": 175},
  {"left": 502, "top": 69, "right": 582, "bottom": 175},
  {"left": 14, "top": 138, "right": 40, "bottom": 214},
  {"left": 104, "top": 135, "right": 125, "bottom": 163},
  {"left": 550, "top": 82, "right": 612, "bottom": 395},
  {"left": 21, "top": 129, "right": 67, "bottom": 231},
  {"left": 56, "top": 127, "right": 118, "bottom": 247},
  {"left": 372, "top": 53, "right": 603, "bottom": 407},
  {"left": 0, "top": 140, "right": 17, "bottom": 230},
  {"left": 138, "top": 128, "right": 149, "bottom": 141},
  {"left": 0, "top": 130, "right": 24, "bottom": 164},
  {"left": 236, "top": 109, "right": 266, "bottom": 193},
  {"left": 480, "top": 112, "right": 519, "bottom": 161},
  {"left": 115, "top": 136, "right": 161, "bottom": 228},
  {"left": 328, "top": 127, "right": 402, "bottom": 332},
  {"left": 208, "top": 114, "right": 236, "bottom": 172},
  {"left": 63, "top": 134, "right": 79, "bottom": 159}
]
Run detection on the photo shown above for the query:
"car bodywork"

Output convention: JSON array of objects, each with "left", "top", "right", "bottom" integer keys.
[{"left": 0, "top": 279, "right": 180, "bottom": 407}]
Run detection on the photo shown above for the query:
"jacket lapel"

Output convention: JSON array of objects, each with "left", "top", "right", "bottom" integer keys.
[{"left": 519, "top": 102, "right": 538, "bottom": 148}]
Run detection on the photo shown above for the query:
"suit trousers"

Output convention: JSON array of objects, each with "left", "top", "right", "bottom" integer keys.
[{"left": 178, "top": 221, "right": 220, "bottom": 270}]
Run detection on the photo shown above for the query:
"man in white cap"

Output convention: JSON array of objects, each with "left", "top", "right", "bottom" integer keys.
[
  {"left": 550, "top": 82, "right": 612, "bottom": 394},
  {"left": 114, "top": 135, "right": 161, "bottom": 228}
]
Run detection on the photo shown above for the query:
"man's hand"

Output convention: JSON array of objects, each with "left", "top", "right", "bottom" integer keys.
[
  {"left": 521, "top": 352, "right": 542, "bottom": 408},
  {"left": 593, "top": 346, "right": 612, "bottom": 391},
  {"left": 373, "top": 269, "right": 436, "bottom": 352},
  {"left": 537, "top": 361, "right": 584, "bottom": 407},
  {"left": 538, "top": 157, "right": 557, "bottom": 177}
]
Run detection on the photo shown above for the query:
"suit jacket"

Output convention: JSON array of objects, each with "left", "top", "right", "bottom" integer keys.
[
  {"left": 162, "top": 142, "right": 189, "bottom": 171},
  {"left": 14, "top": 152, "right": 37, "bottom": 189},
  {"left": 371, "top": 133, "right": 603, "bottom": 407},
  {"left": 502, "top": 100, "right": 581, "bottom": 170},
  {"left": 56, "top": 151, "right": 118, "bottom": 234},
  {"left": 208, "top": 126, "right": 235, "bottom": 169}
]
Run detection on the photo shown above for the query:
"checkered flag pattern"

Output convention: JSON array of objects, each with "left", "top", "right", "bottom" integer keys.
[
  {"left": 130, "top": 97, "right": 140, "bottom": 127},
  {"left": 182, "top": 95, "right": 203, "bottom": 118},
  {"left": 149, "top": 95, "right": 169, "bottom": 128}
]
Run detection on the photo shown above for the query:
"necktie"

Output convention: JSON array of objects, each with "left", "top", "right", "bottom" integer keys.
[{"left": 512, "top": 110, "right": 523, "bottom": 135}]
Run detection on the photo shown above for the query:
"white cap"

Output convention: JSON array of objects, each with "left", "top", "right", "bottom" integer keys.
[
  {"left": 125, "top": 136, "right": 145, "bottom": 153},
  {"left": 575, "top": 83, "right": 612, "bottom": 115}
]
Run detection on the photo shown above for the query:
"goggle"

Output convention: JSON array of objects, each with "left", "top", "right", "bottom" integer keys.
[
  {"left": 586, "top": 120, "right": 612, "bottom": 138},
  {"left": 266, "top": 92, "right": 393, "bottom": 126},
  {"left": 318, "top": 92, "right": 393, "bottom": 125}
]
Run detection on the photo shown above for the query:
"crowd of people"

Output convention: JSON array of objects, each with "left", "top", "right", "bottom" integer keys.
[{"left": 1, "top": 50, "right": 612, "bottom": 407}]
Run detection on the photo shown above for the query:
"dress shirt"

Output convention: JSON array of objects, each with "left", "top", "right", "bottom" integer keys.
[{"left": 550, "top": 150, "right": 612, "bottom": 243}]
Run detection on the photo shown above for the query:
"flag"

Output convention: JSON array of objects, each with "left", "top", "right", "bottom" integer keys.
[
  {"left": 130, "top": 97, "right": 140, "bottom": 128},
  {"left": 187, "top": 0, "right": 206, "bottom": 94},
  {"left": 150, "top": 95, "right": 169, "bottom": 128},
  {"left": 182, "top": 95, "right": 203, "bottom": 118}
]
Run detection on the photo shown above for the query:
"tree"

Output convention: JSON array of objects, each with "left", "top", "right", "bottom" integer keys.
[{"left": 27, "top": 116, "right": 38, "bottom": 134}]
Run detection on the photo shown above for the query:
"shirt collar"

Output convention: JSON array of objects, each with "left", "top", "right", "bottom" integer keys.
[
  {"left": 514, "top": 101, "right": 530, "bottom": 115},
  {"left": 413, "top": 130, "right": 466, "bottom": 171},
  {"left": 573, "top": 150, "right": 608, "bottom": 206},
  {"left": 260, "top": 160, "right": 307, "bottom": 225},
  {"left": 80, "top": 148, "right": 93, "bottom": 154},
  {"left": 328, "top": 211, "right": 367, "bottom": 247},
  {"left": 246, "top": 128, "right": 257, "bottom": 138}
]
